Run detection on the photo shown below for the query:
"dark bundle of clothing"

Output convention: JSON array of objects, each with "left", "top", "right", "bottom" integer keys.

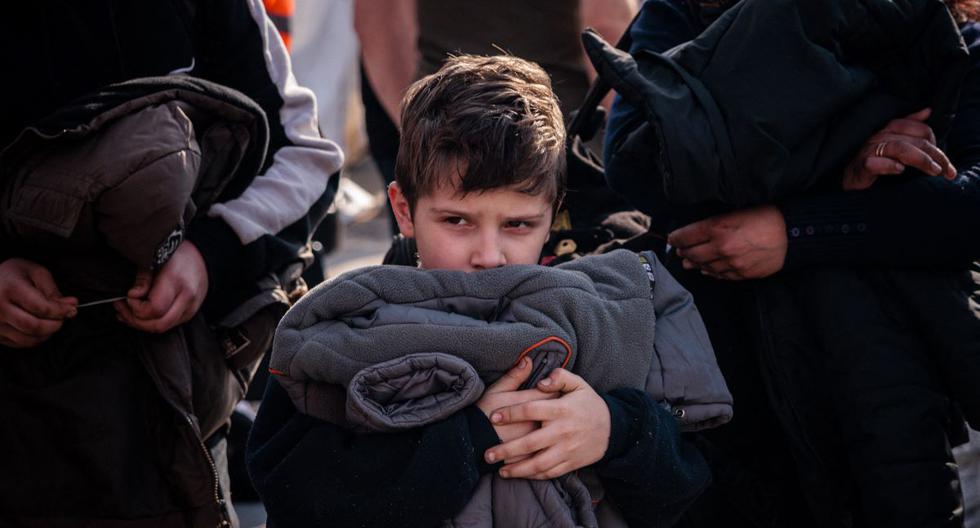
[
  {"left": 598, "top": 0, "right": 980, "bottom": 526},
  {"left": 0, "top": 77, "right": 286, "bottom": 527}
]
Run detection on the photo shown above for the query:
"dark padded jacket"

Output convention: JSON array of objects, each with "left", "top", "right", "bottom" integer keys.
[{"left": 0, "top": 78, "right": 282, "bottom": 527}]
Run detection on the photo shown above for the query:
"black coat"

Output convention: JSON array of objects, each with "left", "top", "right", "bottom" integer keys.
[{"left": 602, "top": 0, "right": 980, "bottom": 526}]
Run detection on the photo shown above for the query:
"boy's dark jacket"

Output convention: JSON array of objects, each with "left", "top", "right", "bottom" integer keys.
[
  {"left": 600, "top": 0, "right": 980, "bottom": 526},
  {"left": 0, "top": 77, "right": 289, "bottom": 527}
]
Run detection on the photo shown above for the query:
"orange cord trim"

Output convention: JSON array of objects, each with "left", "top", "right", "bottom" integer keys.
[
  {"left": 514, "top": 336, "right": 573, "bottom": 369},
  {"left": 268, "top": 368, "right": 288, "bottom": 376},
  {"left": 264, "top": 0, "right": 294, "bottom": 17}
]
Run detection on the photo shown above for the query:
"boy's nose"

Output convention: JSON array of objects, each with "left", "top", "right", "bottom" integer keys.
[{"left": 470, "top": 233, "right": 506, "bottom": 270}]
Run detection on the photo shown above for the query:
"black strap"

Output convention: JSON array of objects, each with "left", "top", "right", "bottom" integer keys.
[{"left": 567, "top": 9, "right": 643, "bottom": 138}]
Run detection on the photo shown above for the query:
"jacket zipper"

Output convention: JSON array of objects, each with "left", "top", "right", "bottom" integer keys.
[{"left": 183, "top": 413, "right": 232, "bottom": 528}]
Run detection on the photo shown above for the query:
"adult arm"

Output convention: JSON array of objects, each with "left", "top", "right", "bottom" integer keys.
[
  {"left": 668, "top": 127, "right": 979, "bottom": 278},
  {"left": 186, "top": 0, "right": 344, "bottom": 307},
  {"left": 354, "top": 0, "right": 419, "bottom": 126},
  {"left": 247, "top": 378, "right": 499, "bottom": 528},
  {"left": 669, "top": 24, "right": 980, "bottom": 277}
]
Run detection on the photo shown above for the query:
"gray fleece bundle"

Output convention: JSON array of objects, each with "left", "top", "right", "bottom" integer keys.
[{"left": 271, "top": 249, "right": 732, "bottom": 433}]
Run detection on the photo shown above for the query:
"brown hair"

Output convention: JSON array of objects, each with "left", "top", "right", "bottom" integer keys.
[
  {"left": 395, "top": 55, "right": 566, "bottom": 211},
  {"left": 946, "top": 0, "right": 980, "bottom": 22}
]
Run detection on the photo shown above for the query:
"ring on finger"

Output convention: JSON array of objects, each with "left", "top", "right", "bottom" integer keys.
[{"left": 874, "top": 141, "right": 888, "bottom": 158}]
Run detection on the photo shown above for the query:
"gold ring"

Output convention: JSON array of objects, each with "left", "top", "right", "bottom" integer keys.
[{"left": 874, "top": 142, "right": 888, "bottom": 158}]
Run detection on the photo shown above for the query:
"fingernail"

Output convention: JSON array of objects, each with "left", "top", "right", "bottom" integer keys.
[
  {"left": 520, "top": 357, "right": 529, "bottom": 369},
  {"left": 675, "top": 249, "right": 684, "bottom": 257},
  {"left": 486, "top": 451, "right": 496, "bottom": 463},
  {"left": 491, "top": 413, "right": 502, "bottom": 424},
  {"left": 539, "top": 378, "right": 552, "bottom": 387},
  {"left": 894, "top": 163, "right": 904, "bottom": 172},
  {"left": 68, "top": 309, "right": 77, "bottom": 318},
  {"left": 500, "top": 470, "right": 510, "bottom": 478}
]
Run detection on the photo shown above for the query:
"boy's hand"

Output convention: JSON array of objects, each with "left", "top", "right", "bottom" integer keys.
[
  {"left": 477, "top": 357, "right": 557, "bottom": 447},
  {"left": 0, "top": 258, "right": 78, "bottom": 348},
  {"left": 484, "top": 368, "right": 611, "bottom": 480},
  {"left": 114, "top": 241, "right": 208, "bottom": 333}
]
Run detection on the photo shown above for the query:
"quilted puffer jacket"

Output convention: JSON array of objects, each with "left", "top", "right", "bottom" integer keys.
[{"left": 270, "top": 249, "right": 731, "bottom": 527}]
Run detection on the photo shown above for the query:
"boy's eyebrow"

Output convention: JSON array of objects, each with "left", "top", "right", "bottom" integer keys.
[
  {"left": 429, "top": 207, "right": 472, "bottom": 216},
  {"left": 505, "top": 213, "right": 548, "bottom": 220},
  {"left": 428, "top": 208, "right": 548, "bottom": 221}
]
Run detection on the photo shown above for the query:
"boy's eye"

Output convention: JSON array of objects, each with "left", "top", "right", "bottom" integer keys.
[
  {"left": 505, "top": 220, "right": 533, "bottom": 229},
  {"left": 443, "top": 216, "right": 468, "bottom": 226}
]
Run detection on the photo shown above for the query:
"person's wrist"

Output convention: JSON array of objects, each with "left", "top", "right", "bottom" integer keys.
[{"left": 598, "top": 392, "right": 636, "bottom": 463}]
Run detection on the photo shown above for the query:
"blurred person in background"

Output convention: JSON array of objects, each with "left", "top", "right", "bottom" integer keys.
[{"left": 354, "top": 0, "right": 637, "bottom": 230}]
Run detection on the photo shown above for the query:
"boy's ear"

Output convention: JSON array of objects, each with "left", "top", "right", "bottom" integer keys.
[{"left": 387, "top": 182, "right": 416, "bottom": 238}]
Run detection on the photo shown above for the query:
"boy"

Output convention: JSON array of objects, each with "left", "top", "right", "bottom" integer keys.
[{"left": 247, "top": 55, "right": 718, "bottom": 527}]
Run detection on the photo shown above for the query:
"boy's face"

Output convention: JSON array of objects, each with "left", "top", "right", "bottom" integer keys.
[{"left": 388, "top": 178, "right": 553, "bottom": 271}]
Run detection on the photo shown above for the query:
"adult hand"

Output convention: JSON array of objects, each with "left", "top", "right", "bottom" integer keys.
[
  {"left": 477, "top": 357, "right": 557, "bottom": 447},
  {"left": 484, "top": 368, "right": 611, "bottom": 480},
  {"left": 668, "top": 205, "right": 787, "bottom": 280},
  {"left": 114, "top": 240, "right": 208, "bottom": 333},
  {"left": 0, "top": 258, "right": 78, "bottom": 348},
  {"left": 843, "top": 108, "right": 956, "bottom": 190}
]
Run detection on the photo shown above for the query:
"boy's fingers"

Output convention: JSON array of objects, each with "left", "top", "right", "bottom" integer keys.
[
  {"left": 526, "top": 462, "right": 575, "bottom": 481},
  {"left": 485, "top": 356, "right": 532, "bottom": 394},
  {"left": 491, "top": 399, "right": 562, "bottom": 425},
  {"left": 486, "top": 427, "right": 554, "bottom": 465},
  {"left": 536, "top": 368, "right": 586, "bottom": 394},
  {"left": 498, "top": 448, "right": 564, "bottom": 478},
  {"left": 499, "top": 447, "right": 569, "bottom": 480}
]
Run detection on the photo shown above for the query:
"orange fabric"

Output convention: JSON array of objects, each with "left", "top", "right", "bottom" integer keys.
[
  {"left": 264, "top": 0, "right": 294, "bottom": 17},
  {"left": 515, "top": 336, "right": 573, "bottom": 369}
]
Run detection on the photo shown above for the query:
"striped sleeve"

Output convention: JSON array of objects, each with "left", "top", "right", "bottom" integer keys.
[{"left": 197, "top": 0, "right": 344, "bottom": 245}]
